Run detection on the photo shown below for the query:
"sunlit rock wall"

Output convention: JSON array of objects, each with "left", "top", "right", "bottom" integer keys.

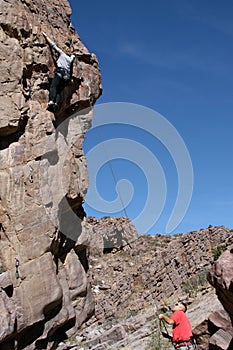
[{"left": 0, "top": 0, "right": 102, "bottom": 348}]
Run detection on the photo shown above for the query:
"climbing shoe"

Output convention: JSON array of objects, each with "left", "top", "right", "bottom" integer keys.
[{"left": 47, "top": 101, "right": 56, "bottom": 112}]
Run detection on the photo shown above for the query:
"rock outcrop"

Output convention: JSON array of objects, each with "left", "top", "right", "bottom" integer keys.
[
  {"left": 207, "top": 245, "right": 233, "bottom": 349},
  {"left": 87, "top": 216, "right": 139, "bottom": 255},
  {"left": 0, "top": 0, "right": 101, "bottom": 349}
]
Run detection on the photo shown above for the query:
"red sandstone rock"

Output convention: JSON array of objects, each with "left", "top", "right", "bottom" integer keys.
[
  {"left": 208, "top": 245, "right": 233, "bottom": 349},
  {"left": 209, "top": 245, "right": 233, "bottom": 320}
]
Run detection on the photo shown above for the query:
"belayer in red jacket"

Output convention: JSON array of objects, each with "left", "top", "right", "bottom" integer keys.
[{"left": 159, "top": 301, "right": 196, "bottom": 349}]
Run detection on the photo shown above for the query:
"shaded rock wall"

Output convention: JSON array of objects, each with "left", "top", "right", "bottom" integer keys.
[{"left": 0, "top": 0, "right": 101, "bottom": 349}]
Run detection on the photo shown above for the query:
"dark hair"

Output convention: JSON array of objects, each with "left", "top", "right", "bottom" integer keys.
[{"left": 180, "top": 302, "right": 187, "bottom": 312}]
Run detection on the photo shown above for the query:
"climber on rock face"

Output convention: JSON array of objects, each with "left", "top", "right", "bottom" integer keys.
[
  {"left": 159, "top": 302, "right": 196, "bottom": 349},
  {"left": 43, "top": 32, "right": 75, "bottom": 112}
]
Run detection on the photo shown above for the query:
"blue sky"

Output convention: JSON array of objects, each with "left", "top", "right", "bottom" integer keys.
[{"left": 69, "top": 0, "right": 233, "bottom": 235}]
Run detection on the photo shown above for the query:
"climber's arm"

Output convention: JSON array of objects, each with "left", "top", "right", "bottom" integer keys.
[
  {"left": 159, "top": 314, "right": 174, "bottom": 326},
  {"left": 43, "top": 32, "right": 52, "bottom": 45},
  {"left": 43, "top": 32, "right": 63, "bottom": 55}
]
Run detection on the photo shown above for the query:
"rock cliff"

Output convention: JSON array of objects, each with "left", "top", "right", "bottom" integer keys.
[{"left": 0, "top": 0, "right": 101, "bottom": 349}]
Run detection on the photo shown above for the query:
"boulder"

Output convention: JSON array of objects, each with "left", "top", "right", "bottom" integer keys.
[{"left": 208, "top": 245, "right": 233, "bottom": 349}]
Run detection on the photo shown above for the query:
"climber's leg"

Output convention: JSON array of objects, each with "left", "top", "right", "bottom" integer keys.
[
  {"left": 48, "top": 73, "right": 66, "bottom": 111},
  {"left": 55, "top": 79, "right": 66, "bottom": 106},
  {"left": 49, "top": 73, "right": 62, "bottom": 104}
]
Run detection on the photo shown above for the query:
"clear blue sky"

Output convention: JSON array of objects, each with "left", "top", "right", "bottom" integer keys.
[{"left": 69, "top": 0, "right": 233, "bottom": 235}]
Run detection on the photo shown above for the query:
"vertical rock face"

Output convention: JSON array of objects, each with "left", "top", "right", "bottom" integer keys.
[{"left": 0, "top": 0, "right": 102, "bottom": 349}]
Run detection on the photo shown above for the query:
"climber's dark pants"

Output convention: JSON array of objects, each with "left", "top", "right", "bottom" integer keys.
[{"left": 49, "top": 73, "right": 66, "bottom": 105}]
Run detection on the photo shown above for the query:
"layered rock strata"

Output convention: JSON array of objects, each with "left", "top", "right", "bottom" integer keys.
[
  {"left": 55, "top": 226, "right": 233, "bottom": 350},
  {"left": 88, "top": 226, "right": 233, "bottom": 323},
  {"left": 0, "top": 0, "right": 101, "bottom": 349}
]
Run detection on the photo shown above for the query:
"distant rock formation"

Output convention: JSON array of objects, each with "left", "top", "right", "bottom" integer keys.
[
  {"left": 87, "top": 226, "right": 233, "bottom": 323},
  {"left": 71, "top": 225, "right": 233, "bottom": 350},
  {"left": 87, "top": 216, "right": 139, "bottom": 255},
  {"left": 0, "top": 0, "right": 101, "bottom": 349}
]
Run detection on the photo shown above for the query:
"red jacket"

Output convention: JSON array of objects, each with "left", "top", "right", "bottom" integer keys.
[{"left": 171, "top": 310, "right": 193, "bottom": 342}]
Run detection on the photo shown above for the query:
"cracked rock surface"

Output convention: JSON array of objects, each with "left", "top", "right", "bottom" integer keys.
[{"left": 0, "top": 0, "right": 102, "bottom": 349}]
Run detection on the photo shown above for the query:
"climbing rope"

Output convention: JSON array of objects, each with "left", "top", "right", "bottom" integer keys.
[
  {"left": 96, "top": 125, "right": 128, "bottom": 219},
  {"left": 94, "top": 124, "right": 172, "bottom": 348},
  {"left": 94, "top": 123, "right": 152, "bottom": 251},
  {"left": 153, "top": 296, "right": 163, "bottom": 348}
]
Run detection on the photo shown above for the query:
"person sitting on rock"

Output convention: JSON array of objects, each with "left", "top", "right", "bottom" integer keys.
[
  {"left": 43, "top": 32, "right": 75, "bottom": 112},
  {"left": 159, "top": 301, "right": 196, "bottom": 349}
]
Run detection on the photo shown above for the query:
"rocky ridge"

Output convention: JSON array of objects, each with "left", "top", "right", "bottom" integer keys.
[
  {"left": 88, "top": 225, "right": 233, "bottom": 323},
  {"left": 55, "top": 224, "right": 233, "bottom": 350}
]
